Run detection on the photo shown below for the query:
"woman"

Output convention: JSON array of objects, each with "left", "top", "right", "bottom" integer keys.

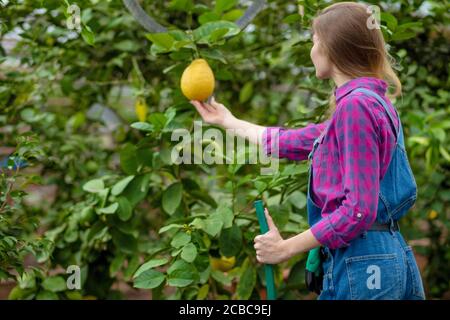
[{"left": 190, "top": 2, "right": 425, "bottom": 300}]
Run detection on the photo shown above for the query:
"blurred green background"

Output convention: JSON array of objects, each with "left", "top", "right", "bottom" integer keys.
[{"left": 0, "top": 0, "right": 449, "bottom": 300}]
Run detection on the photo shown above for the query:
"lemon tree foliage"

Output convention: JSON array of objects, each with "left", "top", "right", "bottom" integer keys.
[{"left": 1, "top": 0, "right": 449, "bottom": 299}]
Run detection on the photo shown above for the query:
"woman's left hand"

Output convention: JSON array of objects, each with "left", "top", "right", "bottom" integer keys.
[{"left": 253, "top": 208, "right": 289, "bottom": 264}]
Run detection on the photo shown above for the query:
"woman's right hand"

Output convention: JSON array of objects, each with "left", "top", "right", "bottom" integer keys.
[
  {"left": 190, "top": 96, "right": 266, "bottom": 145},
  {"left": 190, "top": 96, "right": 235, "bottom": 128}
]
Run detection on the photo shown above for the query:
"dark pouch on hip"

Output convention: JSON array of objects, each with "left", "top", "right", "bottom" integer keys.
[{"left": 305, "top": 247, "right": 324, "bottom": 294}]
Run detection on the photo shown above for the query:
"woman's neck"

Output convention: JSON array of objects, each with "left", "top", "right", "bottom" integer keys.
[{"left": 332, "top": 72, "right": 353, "bottom": 88}]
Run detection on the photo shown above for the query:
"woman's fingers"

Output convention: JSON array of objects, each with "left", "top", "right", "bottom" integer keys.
[
  {"left": 191, "top": 100, "right": 210, "bottom": 118},
  {"left": 203, "top": 101, "right": 217, "bottom": 113},
  {"left": 264, "top": 208, "right": 277, "bottom": 231},
  {"left": 191, "top": 100, "right": 215, "bottom": 114},
  {"left": 210, "top": 95, "right": 220, "bottom": 108}
]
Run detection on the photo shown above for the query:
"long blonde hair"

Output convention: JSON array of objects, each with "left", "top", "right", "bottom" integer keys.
[{"left": 311, "top": 2, "right": 402, "bottom": 117}]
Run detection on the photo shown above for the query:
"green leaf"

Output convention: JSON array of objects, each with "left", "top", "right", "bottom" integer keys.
[
  {"left": 236, "top": 263, "right": 256, "bottom": 299},
  {"left": 171, "top": 232, "right": 191, "bottom": 248},
  {"left": 162, "top": 182, "right": 183, "bottom": 215},
  {"left": 36, "top": 290, "right": 59, "bottom": 300},
  {"left": 215, "top": 69, "right": 233, "bottom": 80},
  {"left": 121, "top": 173, "right": 151, "bottom": 208},
  {"left": 86, "top": 222, "right": 108, "bottom": 243},
  {"left": 134, "top": 269, "right": 165, "bottom": 289},
  {"left": 193, "top": 21, "right": 240, "bottom": 44},
  {"left": 82, "top": 179, "right": 105, "bottom": 193},
  {"left": 211, "top": 269, "right": 232, "bottom": 286},
  {"left": 169, "top": 30, "right": 191, "bottom": 41},
  {"left": 81, "top": 25, "right": 95, "bottom": 46},
  {"left": 203, "top": 212, "right": 223, "bottom": 237},
  {"left": 146, "top": 33, "right": 175, "bottom": 50},
  {"left": 117, "top": 197, "right": 132, "bottom": 221},
  {"left": 111, "top": 176, "right": 135, "bottom": 196},
  {"left": 113, "top": 40, "right": 140, "bottom": 52},
  {"left": 396, "top": 22, "right": 422, "bottom": 32},
  {"left": 197, "top": 284, "right": 209, "bottom": 300},
  {"left": 216, "top": 205, "right": 234, "bottom": 229},
  {"left": 219, "top": 224, "right": 242, "bottom": 257},
  {"left": 214, "top": 0, "right": 237, "bottom": 14},
  {"left": 65, "top": 291, "right": 83, "bottom": 300},
  {"left": 199, "top": 12, "right": 221, "bottom": 25},
  {"left": 98, "top": 202, "right": 118, "bottom": 214},
  {"left": 199, "top": 48, "right": 227, "bottom": 64},
  {"left": 169, "top": 0, "right": 194, "bottom": 12},
  {"left": 239, "top": 82, "right": 253, "bottom": 103},
  {"left": 269, "top": 204, "right": 290, "bottom": 230},
  {"left": 287, "top": 190, "right": 307, "bottom": 209},
  {"left": 254, "top": 181, "right": 267, "bottom": 193},
  {"left": 136, "top": 148, "right": 153, "bottom": 168},
  {"left": 64, "top": 226, "right": 78, "bottom": 243},
  {"left": 111, "top": 229, "right": 138, "bottom": 254},
  {"left": 120, "top": 144, "right": 139, "bottom": 175},
  {"left": 380, "top": 12, "right": 397, "bottom": 31},
  {"left": 391, "top": 30, "right": 417, "bottom": 41},
  {"left": 149, "top": 113, "right": 167, "bottom": 131},
  {"left": 286, "top": 259, "right": 305, "bottom": 287},
  {"left": 159, "top": 223, "right": 184, "bottom": 234},
  {"left": 187, "top": 189, "right": 218, "bottom": 208},
  {"left": 134, "top": 258, "right": 169, "bottom": 278},
  {"left": 109, "top": 254, "right": 126, "bottom": 277},
  {"left": 123, "top": 256, "right": 139, "bottom": 280},
  {"left": 283, "top": 14, "right": 301, "bottom": 24},
  {"left": 190, "top": 218, "right": 205, "bottom": 230},
  {"left": 41, "top": 276, "right": 66, "bottom": 293},
  {"left": 209, "top": 28, "right": 229, "bottom": 42},
  {"left": 181, "top": 243, "right": 197, "bottom": 263},
  {"left": 167, "top": 276, "right": 194, "bottom": 287},
  {"left": 282, "top": 163, "right": 308, "bottom": 176},
  {"left": 439, "top": 146, "right": 450, "bottom": 162},
  {"left": 222, "top": 9, "right": 244, "bottom": 22},
  {"left": 167, "top": 260, "right": 197, "bottom": 287},
  {"left": 131, "top": 122, "right": 154, "bottom": 132}
]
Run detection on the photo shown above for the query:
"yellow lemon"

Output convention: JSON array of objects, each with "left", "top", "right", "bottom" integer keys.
[
  {"left": 428, "top": 209, "right": 438, "bottom": 220},
  {"left": 135, "top": 97, "right": 148, "bottom": 122},
  {"left": 210, "top": 255, "right": 236, "bottom": 272},
  {"left": 45, "top": 36, "right": 55, "bottom": 46},
  {"left": 180, "top": 58, "right": 215, "bottom": 101}
]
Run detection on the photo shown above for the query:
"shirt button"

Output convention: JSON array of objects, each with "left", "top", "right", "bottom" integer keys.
[{"left": 356, "top": 213, "right": 363, "bottom": 219}]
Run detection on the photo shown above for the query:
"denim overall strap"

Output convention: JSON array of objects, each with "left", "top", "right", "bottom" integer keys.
[
  {"left": 306, "top": 134, "right": 325, "bottom": 226},
  {"left": 352, "top": 87, "right": 408, "bottom": 229},
  {"left": 352, "top": 88, "right": 405, "bottom": 148}
]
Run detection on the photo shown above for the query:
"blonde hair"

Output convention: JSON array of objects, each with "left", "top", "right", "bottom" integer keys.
[{"left": 311, "top": 2, "right": 402, "bottom": 117}]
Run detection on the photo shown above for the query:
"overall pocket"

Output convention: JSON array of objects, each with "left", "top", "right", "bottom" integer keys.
[
  {"left": 404, "top": 246, "right": 426, "bottom": 300},
  {"left": 345, "top": 253, "right": 402, "bottom": 300},
  {"left": 318, "top": 248, "right": 334, "bottom": 300}
]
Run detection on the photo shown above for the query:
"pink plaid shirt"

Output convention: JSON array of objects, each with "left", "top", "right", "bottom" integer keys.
[{"left": 263, "top": 77, "right": 399, "bottom": 249}]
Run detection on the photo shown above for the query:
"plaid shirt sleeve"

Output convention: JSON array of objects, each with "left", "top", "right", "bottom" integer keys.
[
  {"left": 310, "top": 95, "right": 380, "bottom": 249},
  {"left": 262, "top": 121, "right": 329, "bottom": 161}
]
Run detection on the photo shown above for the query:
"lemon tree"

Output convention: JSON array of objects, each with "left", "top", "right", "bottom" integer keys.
[{"left": 1, "top": 0, "right": 449, "bottom": 300}]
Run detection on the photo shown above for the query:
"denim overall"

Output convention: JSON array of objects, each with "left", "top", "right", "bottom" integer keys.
[{"left": 306, "top": 88, "right": 425, "bottom": 300}]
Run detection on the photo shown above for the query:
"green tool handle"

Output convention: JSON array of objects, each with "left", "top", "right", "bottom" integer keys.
[{"left": 254, "top": 200, "right": 277, "bottom": 300}]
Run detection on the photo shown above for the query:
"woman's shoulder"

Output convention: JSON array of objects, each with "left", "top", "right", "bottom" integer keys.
[
  {"left": 335, "top": 90, "right": 399, "bottom": 139},
  {"left": 334, "top": 92, "right": 379, "bottom": 123}
]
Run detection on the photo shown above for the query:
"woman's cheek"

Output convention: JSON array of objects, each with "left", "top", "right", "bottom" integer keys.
[{"left": 310, "top": 45, "right": 317, "bottom": 67}]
